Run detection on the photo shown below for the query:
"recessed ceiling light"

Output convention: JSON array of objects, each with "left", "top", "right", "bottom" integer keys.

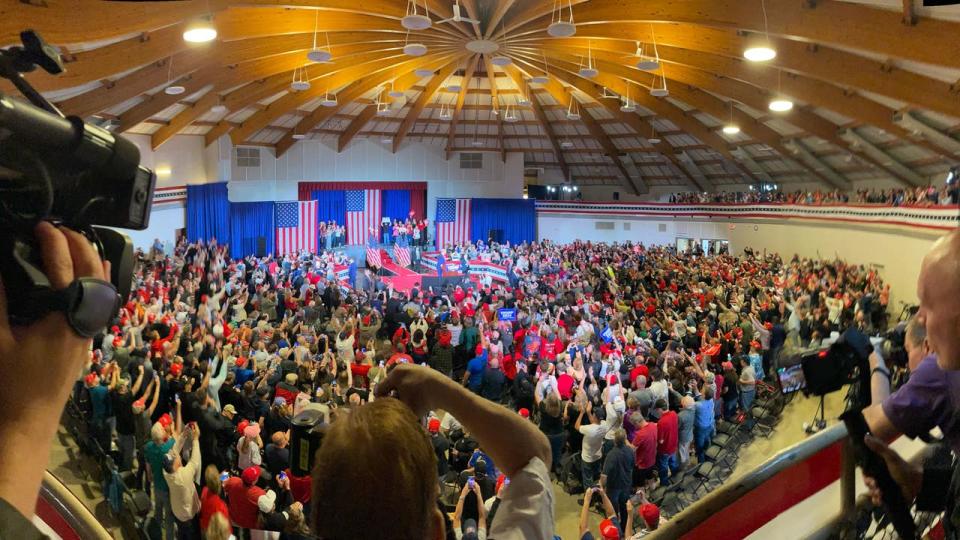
[
  {"left": 491, "top": 55, "right": 511, "bottom": 66},
  {"left": 401, "top": 14, "right": 432, "bottom": 31},
  {"left": 722, "top": 125, "right": 741, "bottom": 135},
  {"left": 182, "top": 19, "right": 217, "bottom": 43},
  {"left": 164, "top": 85, "right": 186, "bottom": 95},
  {"left": 414, "top": 68, "right": 435, "bottom": 78},
  {"left": 744, "top": 46, "right": 777, "bottom": 62},
  {"left": 530, "top": 75, "right": 549, "bottom": 85},
  {"left": 403, "top": 43, "right": 428, "bottom": 56},
  {"left": 547, "top": 21, "right": 576, "bottom": 38},
  {"left": 307, "top": 49, "right": 332, "bottom": 63},
  {"left": 768, "top": 98, "right": 793, "bottom": 112}
]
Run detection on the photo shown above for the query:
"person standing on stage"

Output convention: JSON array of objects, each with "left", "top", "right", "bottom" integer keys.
[{"left": 436, "top": 252, "right": 446, "bottom": 280}]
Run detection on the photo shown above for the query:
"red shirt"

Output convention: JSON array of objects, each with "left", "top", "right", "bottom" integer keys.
[
  {"left": 286, "top": 469, "right": 312, "bottom": 505},
  {"left": 632, "top": 422, "right": 658, "bottom": 469},
  {"left": 223, "top": 478, "right": 265, "bottom": 529},
  {"left": 656, "top": 410, "right": 679, "bottom": 455},
  {"left": 200, "top": 487, "right": 229, "bottom": 532}
]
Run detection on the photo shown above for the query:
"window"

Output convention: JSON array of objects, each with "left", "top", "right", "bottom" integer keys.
[
  {"left": 623, "top": 222, "right": 631, "bottom": 231},
  {"left": 236, "top": 147, "right": 261, "bottom": 168},
  {"left": 459, "top": 152, "right": 482, "bottom": 169},
  {"left": 595, "top": 221, "right": 614, "bottom": 230}
]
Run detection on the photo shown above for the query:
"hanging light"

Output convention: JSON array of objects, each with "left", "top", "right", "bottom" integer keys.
[
  {"left": 620, "top": 83, "right": 636, "bottom": 112},
  {"left": 743, "top": 0, "right": 777, "bottom": 62},
  {"left": 560, "top": 140, "right": 574, "bottom": 148},
  {"left": 547, "top": 0, "right": 576, "bottom": 37},
  {"left": 722, "top": 100, "right": 740, "bottom": 134},
  {"left": 649, "top": 71, "right": 669, "bottom": 97},
  {"left": 164, "top": 56, "right": 185, "bottom": 95},
  {"left": 635, "top": 32, "right": 660, "bottom": 71},
  {"left": 387, "top": 82, "right": 405, "bottom": 98},
  {"left": 566, "top": 94, "right": 581, "bottom": 120},
  {"left": 517, "top": 93, "right": 531, "bottom": 106},
  {"left": 183, "top": 16, "right": 217, "bottom": 43},
  {"left": 768, "top": 69, "right": 793, "bottom": 112},
  {"left": 290, "top": 66, "right": 311, "bottom": 91},
  {"left": 414, "top": 68, "right": 435, "bottom": 78},
  {"left": 375, "top": 88, "right": 391, "bottom": 116},
  {"left": 401, "top": 0, "right": 432, "bottom": 30},
  {"left": 321, "top": 91, "right": 338, "bottom": 107},
  {"left": 292, "top": 132, "right": 307, "bottom": 140},
  {"left": 403, "top": 31, "right": 428, "bottom": 56},
  {"left": 211, "top": 103, "right": 228, "bottom": 114},
  {"left": 531, "top": 52, "right": 550, "bottom": 84},
  {"left": 578, "top": 41, "right": 599, "bottom": 78},
  {"left": 307, "top": 12, "right": 334, "bottom": 63},
  {"left": 648, "top": 122, "right": 661, "bottom": 144},
  {"left": 504, "top": 104, "right": 519, "bottom": 123},
  {"left": 439, "top": 102, "right": 452, "bottom": 120},
  {"left": 470, "top": 75, "right": 484, "bottom": 146},
  {"left": 491, "top": 55, "right": 511, "bottom": 66}
]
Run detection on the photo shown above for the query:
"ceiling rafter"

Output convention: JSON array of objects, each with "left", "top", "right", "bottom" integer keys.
[
  {"left": 460, "top": 0, "right": 484, "bottom": 39},
  {"left": 481, "top": 53, "right": 506, "bottom": 162},
  {"left": 484, "top": 0, "right": 516, "bottom": 40},
  {"left": 445, "top": 54, "right": 481, "bottom": 160},
  {"left": 338, "top": 104, "right": 378, "bottom": 152},
  {"left": 393, "top": 59, "right": 461, "bottom": 152},
  {"left": 501, "top": 64, "right": 570, "bottom": 182},
  {"left": 275, "top": 54, "right": 459, "bottom": 156},
  {"left": 578, "top": 105, "right": 647, "bottom": 195},
  {"left": 504, "top": 0, "right": 960, "bottom": 70}
]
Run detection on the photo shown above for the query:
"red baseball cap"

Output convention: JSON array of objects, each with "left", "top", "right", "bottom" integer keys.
[
  {"left": 158, "top": 413, "right": 173, "bottom": 428},
  {"left": 169, "top": 362, "right": 183, "bottom": 377},
  {"left": 427, "top": 418, "right": 441, "bottom": 433},
  {"left": 242, "top": 466, "right": 261, "bottom": 485},
  {"left": 599, "top": 518, "right": 620, "bottom": 539},
  {"left": 83, "top": 372, "right": 98, "bottom": 386},
  {"left": 518, "top": 408, "right": 530, "bottom": 418},
  {"left": 640, "top": 503, "right": 661, "bottom": 528}
]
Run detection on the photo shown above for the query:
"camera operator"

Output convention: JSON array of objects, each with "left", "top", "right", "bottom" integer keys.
[
  {"left": 860, "top": 230, "right": 960, "bottom": 537},
  {"left": 863, "top": 314, "right": 960, "bottom": 453},
  {"left": 0, "top": 223, "right": 110, "bottom": 536}
]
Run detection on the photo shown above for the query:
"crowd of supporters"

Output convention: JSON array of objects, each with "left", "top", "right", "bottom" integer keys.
[
  {"left": 72, "top": 235, "right": 890, "bottom": 539},
  {"left": 668, "top": 184, "right": 958, "bottom": 206}
]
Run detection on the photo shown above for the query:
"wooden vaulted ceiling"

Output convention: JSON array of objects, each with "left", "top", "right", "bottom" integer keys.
[{"left": 6, "top": 0, "right": 960, "bottom": 194}]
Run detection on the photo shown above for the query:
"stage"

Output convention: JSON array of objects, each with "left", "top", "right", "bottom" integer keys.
[{"left": 373, "top": 247, "right": 472, "bottom": 293}]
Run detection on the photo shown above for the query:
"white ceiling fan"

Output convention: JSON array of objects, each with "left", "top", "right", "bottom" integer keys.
[{"left": 437, "top": 0, "right": 480, "bottom": 25}]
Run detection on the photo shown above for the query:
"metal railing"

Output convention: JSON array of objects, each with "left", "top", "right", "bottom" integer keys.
[
  {"left": 645, "top": 423, "right": 854, "bottom": 539},
  {"left": 39, "top": 470, "right": 113, "bottom": 540}
]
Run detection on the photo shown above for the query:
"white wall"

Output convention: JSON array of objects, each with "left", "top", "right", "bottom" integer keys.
[
  {"left": 538, "top": 213, "right": 944, "bottom": 307},
  {"left": 126, "top": 205, "right": 185, "bottom": 251},
  {"left": 220, "top": 137, "right": 524, "bottom": 220}
]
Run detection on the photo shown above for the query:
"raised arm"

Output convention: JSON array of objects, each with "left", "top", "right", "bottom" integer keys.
[
  {"left": 131, "top": 365, "right": 145, "bottom": 396},
  {"left": 377, "top": 365, "right": 551, "bottom": 477}
]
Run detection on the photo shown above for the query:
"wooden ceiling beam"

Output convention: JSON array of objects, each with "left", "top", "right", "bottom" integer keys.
[
  {"left": 460, "top": 0, "right": 484, "bottom": 39},
  {"left": 393, "top": 60, "right": 460, "bottom": 152},
  {"left": 338, "top": 104, "right": 378, "bottom": 152},
  {"left": 445, "top": 55, "right": 480, "bottom": 160},
  {"left": 484, "top": 0, "right": 516, "bottom": 40},
  {"left": 578, "top": 106, "right": 648, "bottom": 195},
  {"left": 506, "top": 0, "right": 960, "bottom": 70},
  {"left": 275, "top": 54, "right": 458, "bottom": 156},
  {"left": 423, "top": 0, "right": 476, "bottom": 39},
  {"left": 481, "top": 54, "right": 506, "bottom": 162},
  {"left": 502, "top": 64, "right": 571, "bottom": 182}
]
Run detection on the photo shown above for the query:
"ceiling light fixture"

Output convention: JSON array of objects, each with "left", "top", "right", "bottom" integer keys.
[
  {"left": 743, "top": 0, "right": 777, "bottom": 62},
  {"left": 635, "top": 40, "right": 660, "bottom": 71},
  {"left": 647, "top": 121, "right": 661, "bottom": 144},
  {"left": 387, "top": 82, "right": 405, "bottom": 98},
  {"left": 290, "top": 66, "right": 311, "bottom": 91},
  {"left": 560, "top": 140, "right": 574, "bottom": 148},
  {"left": 517, "top": 93, "right": 531, "bottom": 106},
  {"left": 321, "top": 91, "right": 338, "bottom": 107},
  {"left": 722, "top": 100, "right": 740, "bottom": 134},
  {"left": 307, "top": 12, "right": 334, "bottom": 63},
  {"left": 402, "top": 32, "right": 427, "bottom": 57},
  {"left": 401, "top": 0, "right": 432, "bottom": 30},
  {"left": 531, "top": 52, "right": 550, "bottom": 84},
  {"left": 163, "top": 56, "right": 185, "bottom": 95},
  {"left": 768, "top": 69, "right": 793, "bottom": 112},
  {"left": 414, "top": 68, "right": 435, "bottom": 78},
  {"left": 504, "top": 103, "right": 519, "bottom": 123},
  {"left": 211, "top": 103, "right": 228, "bottom": 114},
  {"left": 547, "top": 0, "right": 576, "bottom": 37},
  {"left": 565, "top": 94, "right": 581, "bottom": 120},
  {"left": 491, "top": 55, "right": 511, "bottom": 66},
  {"left": 439, "top": 102, "right": 452, "bottom": 120},
  {"left": 292, "top": 133, "right": 307, "bottom": 140},
  {"left": 578, "top": 41, "right": 599, "bottom": 78},
  {"left": 620, "top": 83, "right": 636, "bottom": 112},
  {"left": 649, "top": 71, "right": 669, "bottom": 97},
  {"left": 183, "top": 16, "right": 217, "bottom": 43}
]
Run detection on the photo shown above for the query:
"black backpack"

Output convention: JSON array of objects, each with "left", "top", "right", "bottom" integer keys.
[{"left": 560, "top": 453, "right": 584, "bottom": 495}]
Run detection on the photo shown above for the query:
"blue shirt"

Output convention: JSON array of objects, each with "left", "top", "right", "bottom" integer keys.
[
  {"left": 466, "top": 352, "right": 488, "bottom": 391},
  {"left": 234, "top": 367, "right": 255, "bottom": 386},
  {"left": 468, "top": 449, "right": 499, "bottom": 479},
  {"left": 694, "top": 398, "right": 715, "bottom": 428},
  {"left": 89, "top": 384, "right": 110, "bottom": 420},
  {"left": 749, "top": 353, "right": 764, "bottom": 380}
]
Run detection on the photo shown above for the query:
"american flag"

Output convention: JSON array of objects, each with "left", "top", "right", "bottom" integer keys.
[
  {"left": 346, "top": 190, "right": 381, "bottom": 245},
  {"left": 275, "top": 200, "right": 317, "bottom": 256},
  {"left": 393, "top": 245, "right": 411, "bottom": 267},
  {"left": 435, "top": 198, "right": 471, "bottom": 249},
  {"left": 366, "top": 247, "right": 382, "bottom": 268}
]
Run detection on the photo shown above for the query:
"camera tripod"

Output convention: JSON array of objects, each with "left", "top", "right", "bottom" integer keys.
[{"left": 804, "top": 394, "right": 828, "bottom": 434}]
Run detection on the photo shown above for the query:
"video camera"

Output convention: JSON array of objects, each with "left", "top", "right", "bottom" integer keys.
[
  {"left": 0, "top": 30, "right": 155, "bottom": 335},
  {"left": 800, "top": 328, "right": 874, "bottom": 405}
]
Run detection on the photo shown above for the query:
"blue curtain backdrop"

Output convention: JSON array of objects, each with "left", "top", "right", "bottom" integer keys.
[
  {"left": 382, "top": 190, "right": 411, "bottom": 223},
  {"left": 186, "top": 183, "right": 230, "bottom": 244},
  {"left": 310, "top": 190, "right": 346, "bottom": 225},
  {"left": 229, "top": 202, "right": 275, "bottom": 257},
  {"left": 470, "top": 198, "right": 536, "bottom": 245}
]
